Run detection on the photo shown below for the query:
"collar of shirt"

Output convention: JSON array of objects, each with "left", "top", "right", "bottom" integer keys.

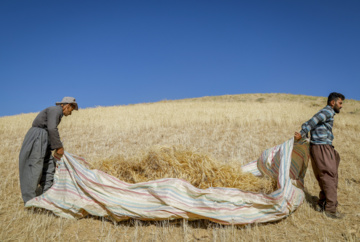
[{"left": 325, "top": 105, "right": 336, "bottom": 116}]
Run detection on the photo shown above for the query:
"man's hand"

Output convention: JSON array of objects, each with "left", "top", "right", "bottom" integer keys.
[
  {"left": 53, "top": 147, "right": 64, "bottom": 161},
  {"left": 294, "top": 132, "right": 302, "bottom": 141},
  {"left": 56, "top": 147, "right": 64, "bottom": 155}
]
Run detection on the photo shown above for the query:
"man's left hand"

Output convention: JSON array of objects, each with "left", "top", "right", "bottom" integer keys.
[{"left": 294, "top": 132, "right": 302, "bottom": 141}]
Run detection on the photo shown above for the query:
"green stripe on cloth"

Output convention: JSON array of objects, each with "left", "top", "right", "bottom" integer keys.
[{"left": 25, "top": 138, "right": 309, "bottom": 225}]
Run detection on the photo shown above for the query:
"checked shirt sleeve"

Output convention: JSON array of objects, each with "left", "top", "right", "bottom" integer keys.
[{"left": 299, "top": 109, "right": 333, "bottom": 138}]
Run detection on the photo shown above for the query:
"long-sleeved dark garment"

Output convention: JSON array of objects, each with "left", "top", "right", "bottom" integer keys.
[
  {"left": 19, "top": 105, "right": 63, "bottom": 203},
  {"left": 32, "top": 105, "right": 64, "bottom": 150}
]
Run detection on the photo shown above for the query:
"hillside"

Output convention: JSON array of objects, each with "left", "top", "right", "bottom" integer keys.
[{"left": 0, "top": 93, "right": 359, "bottom": 241}]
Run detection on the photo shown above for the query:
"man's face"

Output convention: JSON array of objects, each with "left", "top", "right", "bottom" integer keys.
[
  {"left": 332, "top": 98, "right": 343, "bottom": 113},
  {"left": 63, "top": 104, "right": 75, "bottom": 116}
]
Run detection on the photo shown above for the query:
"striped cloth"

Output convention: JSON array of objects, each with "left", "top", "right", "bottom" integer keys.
[{"left": 25, "top": 138, "right": 309, "bottom": 225}]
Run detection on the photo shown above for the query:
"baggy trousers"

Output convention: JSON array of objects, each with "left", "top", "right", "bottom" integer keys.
[
  {"left": 310, "top": 144, "right": 340, "bottom": 213},
  {"left": 19, "top": 127, "right": 56, "bottom": 204}
]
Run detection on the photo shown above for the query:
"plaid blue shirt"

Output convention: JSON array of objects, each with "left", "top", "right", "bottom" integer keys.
[{"left": 300, "top": 105, "right": 336, "bottom": 145}]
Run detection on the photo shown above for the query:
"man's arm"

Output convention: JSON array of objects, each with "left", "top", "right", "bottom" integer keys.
[
  {"left": 295, "top": 109, "right": 332, "bottom": 140},
  {"left": 47, "top": 107, "right": 63, "bottom": 150}
]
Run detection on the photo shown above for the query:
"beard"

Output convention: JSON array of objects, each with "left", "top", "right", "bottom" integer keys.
[{"left": 334, "top": 105, "right": 341, "bottom": 113}]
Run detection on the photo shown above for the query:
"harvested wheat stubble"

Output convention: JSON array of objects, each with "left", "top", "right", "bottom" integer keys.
[{"left": 97, "top": 146, "right": 277, "bottom": 194}]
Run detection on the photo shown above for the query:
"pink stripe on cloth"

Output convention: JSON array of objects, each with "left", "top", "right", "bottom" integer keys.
[{"left": 25, "top": 138, "right": 309, "bottom": 225}]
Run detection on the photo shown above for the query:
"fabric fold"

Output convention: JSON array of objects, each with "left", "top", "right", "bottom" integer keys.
[{"left": 26, "top": 138, "right": 309, "bottom": 225}]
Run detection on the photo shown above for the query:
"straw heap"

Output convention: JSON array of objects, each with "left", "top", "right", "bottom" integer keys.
[{"left": 97, "top": 146, "right": 277, "bottom": 194}]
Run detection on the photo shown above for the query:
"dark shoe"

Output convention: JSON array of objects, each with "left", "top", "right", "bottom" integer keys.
[
  {"left": 35, "top": 185, "right": 43, "bottom": 196},
  {"left": 315, "top": 203, "right": 324, "bottom": 212},
  {"left": 324, "top": 211, "right": 345, "bottom": 219}
]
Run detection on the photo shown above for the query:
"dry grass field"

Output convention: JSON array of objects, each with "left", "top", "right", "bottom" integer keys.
[{"left": 0, "top": 93, "right": 359, "bottom": 241}]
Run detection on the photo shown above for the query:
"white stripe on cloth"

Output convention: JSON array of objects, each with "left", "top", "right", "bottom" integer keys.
[{"left": 25, "top": 138, "right": 309, "bottom": 225}]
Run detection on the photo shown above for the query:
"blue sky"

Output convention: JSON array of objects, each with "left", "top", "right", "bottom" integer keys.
[{"left": 1, "top": 0, "right": 359, "bottom": 117}]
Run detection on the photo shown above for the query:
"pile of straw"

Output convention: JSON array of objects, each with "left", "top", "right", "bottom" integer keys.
[{"left": 98, "top": 146, "right": 277, "bottom": 194}]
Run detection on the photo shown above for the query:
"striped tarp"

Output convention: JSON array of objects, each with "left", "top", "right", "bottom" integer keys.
[{"left": 25, "top": 138, "right": 309, "bottom": 225}]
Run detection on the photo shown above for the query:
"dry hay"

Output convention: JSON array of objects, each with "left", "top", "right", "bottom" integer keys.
[{"left": 97, "top": 146, "right": 277, "bottom": 194}]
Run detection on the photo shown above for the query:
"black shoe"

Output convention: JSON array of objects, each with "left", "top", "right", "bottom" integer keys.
[
  {"left": 324, "top": 211, "right": 345, "bottom": 219},
  {"left": 315, "top": 203, "right": 324, "bottom": 212}
]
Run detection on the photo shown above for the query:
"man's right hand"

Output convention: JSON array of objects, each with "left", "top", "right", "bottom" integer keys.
[
  {"left": 294, "top": 132, "right": 302, "bottom": 141},
  {"left": 56, "top": 147, "right": 64, "bottom": 155}
]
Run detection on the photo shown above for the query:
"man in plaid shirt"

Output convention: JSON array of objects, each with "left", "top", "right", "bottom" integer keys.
[{"left": 295, "top": 92, "right": 345, "bottom": 219}]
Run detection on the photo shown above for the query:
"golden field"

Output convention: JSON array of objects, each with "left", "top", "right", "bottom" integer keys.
[{"left": 0, "top": 93, "right": 359, "bottom": 241}]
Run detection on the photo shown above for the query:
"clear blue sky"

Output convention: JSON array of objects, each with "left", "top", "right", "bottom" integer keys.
[{"left": 1, "top": 0, "right": 359, "bottom": 117}]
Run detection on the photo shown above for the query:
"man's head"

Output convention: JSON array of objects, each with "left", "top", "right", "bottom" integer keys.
[
  {"left": 61, "top": 103, "right": 76, "bottom": 116},
  {"left": 56, "top": 97, "right": 78, "bottom": 116},
  {"left": 327, "top": 92, "right": 345, "bottom": 113}
]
